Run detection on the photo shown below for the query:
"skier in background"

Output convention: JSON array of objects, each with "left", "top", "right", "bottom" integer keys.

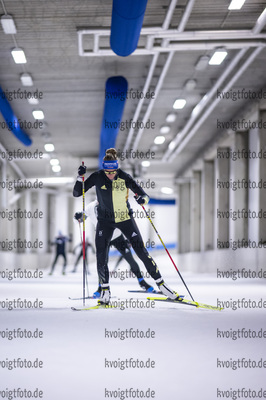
[
  {"left": 72, "top": 238, "right": 94, "bottom": 274},
  {"left": 49, "top": 232, "right": 72, "bottom": 275}
]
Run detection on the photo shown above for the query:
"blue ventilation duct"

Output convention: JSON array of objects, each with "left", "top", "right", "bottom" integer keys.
[
  {"left": 98, "top": 76, "right": 128, "bottom": 168},
  {"left": 110, "top": 0, "right": 149, "bottom": 57},
  {"left": 149, "top": 198, "right": 176, "bottom": 205},
  {"left": 0, "top": 86, "right": 32, "bottom": 146}
]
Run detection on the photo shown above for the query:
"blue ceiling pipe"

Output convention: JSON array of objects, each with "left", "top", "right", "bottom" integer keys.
[
  {"left": 110, "top": 0, "right": 149, "bottom": 57},
  {"left": 0, "top": 86, "right": 32, "bottom": 146},
  {"left": 98, "top": 76, "right": 128, "bottom": 168},
  {"left": 149, "top": 198, "right": 176, "bottom": 205}
]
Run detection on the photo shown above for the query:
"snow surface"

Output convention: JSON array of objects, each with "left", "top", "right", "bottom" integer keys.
[{"left": 1, "top": 253, "right": 265, "bottom": 400}]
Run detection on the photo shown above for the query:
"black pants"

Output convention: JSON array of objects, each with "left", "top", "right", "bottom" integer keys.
[
  {"left": 95, "top": 217, "right": 161, "bottom": 285},
  {"left": 50, "top": 252, "right": 67, "bottom": 273},
  {"left": 110, "top": 235, "right": 142, "bottom": 279},
  {"left": 73, "top": 250, "right": 88, "bottom": 272}
]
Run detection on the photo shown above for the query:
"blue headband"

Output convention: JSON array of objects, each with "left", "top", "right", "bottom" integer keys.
[{"left": 102, "top": 160, "right": 119, "bottom": 170}]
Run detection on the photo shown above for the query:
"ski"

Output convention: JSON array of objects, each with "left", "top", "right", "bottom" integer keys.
[
  {"left": 147, "top": 296, "right": 223, "bottom": 311},
  {"left": 71, "top": 304, "right": 115, "bottom": 311},
  {"left": 69, "top": 296, "right": 93, "bottom": 300},
  {"left": 128, "top": 289, "right": 162, "bottom": 294}
]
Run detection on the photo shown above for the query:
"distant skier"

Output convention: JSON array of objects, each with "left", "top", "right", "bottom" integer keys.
[
  {"left": 72, "top": 238, "right": 94, "bottom": 273},
  {"left": 49, "top": 232, "right": 72, "bottom": 275}
]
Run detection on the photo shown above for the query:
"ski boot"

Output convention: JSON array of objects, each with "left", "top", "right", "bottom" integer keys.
[
  {"left": 156, "top": 279, "right": 181, "bottom": 300},
  {"left": 97, "top": 285, "right": 111, "bottom": 305},
  {"left": 138, "top": 277, "right": 154, "bottom": 293},
  {"left": 93, "top": 285, "right": 102, "bottom": 298}
]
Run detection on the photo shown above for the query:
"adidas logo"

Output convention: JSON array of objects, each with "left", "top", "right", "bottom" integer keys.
[
  {"left": 101, "top": 185, "right": 107, "bottom": 190},
  {"left": 131, "top": 232, "right": 137, "bottom": 237}
]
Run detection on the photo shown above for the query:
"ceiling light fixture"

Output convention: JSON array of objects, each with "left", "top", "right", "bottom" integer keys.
[
  {"left": 228, "top": 0, "right": 246, "bottom": 10},
  {"left": 50, "top": 159, "right": 59, "bottom": 166},
  {"left": 168, "top": 141, "right": 176, "bottom": 151},
  {"left": 1, "top": 15, "right": 17, "bottom": 34},
  {"left": 141, "top": 161, "right": 150, "bottom": 167},
  {"left": 161, "top": 187, "right": 174, "bottom": 195},
  {"left": 52, "top": 165, "right": 61, "bottom": 173},
  {"left": 166, "top": 113, "right": 177, "bottom": 123},
  {"left": 32, "top": 110, "right": 44, "bottom": 120},
  {"left": 20, "top": 73, "right": 33, "bottom": 86},
  {"left": 173, "top": 99, "right": 186, "bottom": 110},
  {"left": 160, "top": 126, "right": 170, "bottom": 134},
  {"left": 27, "top": 97, "right": 39, "bottom": 105},
  {"left": 154, "top": 136, "right": 166, "bottom": 145},
  {"left": 209, "top": 48, "right": 228, "bottom": 65},
  {"left": 11, "top": 48, "right": 27, "bottom": 64},
  {"left": 44, "top": 143, "right": 55, "bottom": 152}
]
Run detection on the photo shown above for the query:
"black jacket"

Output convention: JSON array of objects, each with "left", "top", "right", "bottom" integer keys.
[{"left": 73, "top": 169, "right": 148, "bottom": 223}]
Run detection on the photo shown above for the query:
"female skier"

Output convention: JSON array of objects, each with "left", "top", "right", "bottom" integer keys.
[{"left": 73, "top": 148, "right": 179, "bottom": 305}]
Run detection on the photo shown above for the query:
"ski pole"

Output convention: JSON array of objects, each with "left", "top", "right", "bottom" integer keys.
[
  {"left": 137, "top": 198, "right": 194, "bottom": 301},
  {"left": 82, "top": 161, "right": 86, "bottom": 306},
  {"left": 78, "top": 221, "right": 89, "bottom": 299}
]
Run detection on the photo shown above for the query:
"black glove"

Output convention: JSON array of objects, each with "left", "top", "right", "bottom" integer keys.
[
  {"left": 78, "top": 165, "right": 87, "bottom": 176},
  {"left": 134, "top": 195, "right": 146, "bottom": 205},
  {"left": 74, "top": 212, "right": 87, "bottom": 223}
]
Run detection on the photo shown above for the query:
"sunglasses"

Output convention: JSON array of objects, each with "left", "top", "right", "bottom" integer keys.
[{"left": 104, "top": 170, "right": 117, "bottom": 175}]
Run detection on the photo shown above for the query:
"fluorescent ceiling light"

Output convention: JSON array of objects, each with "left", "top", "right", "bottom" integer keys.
[
  {"left": 166, "top": 113, "right": 176, "bottom": 123},
  {"left": 209, "top": 49, "right": 228, "bottom": 65},
  {"left": 173, "top": 99, "right": 186, "bottom": 110},
  {"left": 11, "top": 48, "right": 27, "bottom": 64},
  {"left": 32, "top": 110, "right": 44, "bottom": 120},
  {"left": 141, "top": 161, "right": 150, "bottom": 167},
  {"left": 50, "top": 158, "right": 59, "bottom": 166},
  {"left": 154, "top": 136, "right": 166, "bottom": 145},
  {"left": 20, "top": 73, "right": 33, "bottom": 86},
  {"left": 195, "top": 55, "right": 210, "bottom": 71},
  {"left": 228, "top": 0, "right": 246, "bottom": 10},
  {"left": 168, "top": 141, "right": 176, "bottom": 151},
  {"left": 161, "top": 187, "right": 174, "bottom": 195},
  {"left": 44, "top": 143, "right": 55, "bottom": 152},
  {"left": 41, "top": 153, "right": 50, "bottom": 159},
  {"left": 1, "top": 15, "right": 17, "bottom": 34},
  {"left": 27, "top": 97, "right": 39, "bottom": 105},
  {"left": 160, "top": 126, "right": 170, "bottom": 134},
  {"left": 52, "top": 165, "right": 61, "bottom": 173}
]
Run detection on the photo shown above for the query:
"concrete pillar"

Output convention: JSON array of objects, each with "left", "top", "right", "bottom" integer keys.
[
  {"left": 190, "top": 171, "right": 201, "bottom": 252},
  {"left": 0, "top": 159, "right": 7, "bottom": 209},
  {"left": 249, "top": 110, "right": 266, "bottom": 242},
  {"left": 24, "top": 191, "right": 31, "bottom": 254},
  {"left": 201, "top": 161, "right": 214, "bottom": 251},
  {"left": 258, "top": 110, "right": 266, "bottom": 241},
  {"left": 230, "top": 132, "right": 249, "bottom": 241},
  {"left": 215, "top": 149, "right": 230, "bottom": 248},
  {"left": 37, "top": 191, "right": 48, "bottom": 253},
  {"left": 178, "top": 182, "right": 191, "bottom": 253}
]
